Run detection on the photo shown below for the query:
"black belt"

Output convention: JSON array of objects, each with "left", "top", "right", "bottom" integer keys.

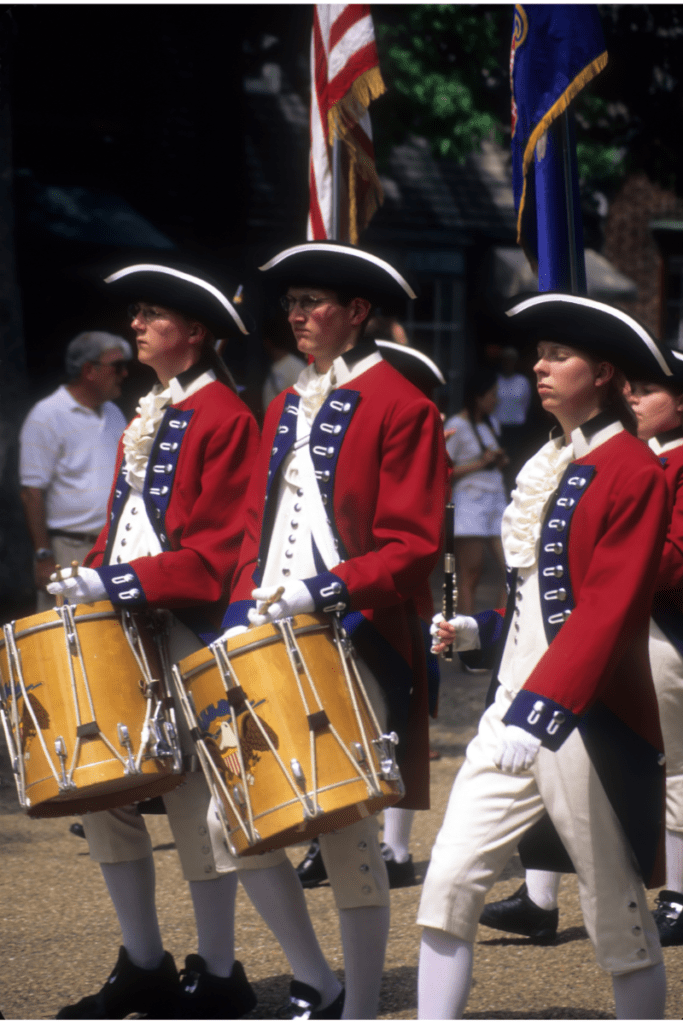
[{"left": 48, "top": 529, "right": 100, "bottom": 544}]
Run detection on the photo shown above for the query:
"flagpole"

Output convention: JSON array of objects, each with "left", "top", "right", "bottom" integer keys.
[
  {"left": 331, "top": 136, "right": 341, "bottom": 240},
  {"left": 559, "top": 109, "right": 580, "bottom": 295}
]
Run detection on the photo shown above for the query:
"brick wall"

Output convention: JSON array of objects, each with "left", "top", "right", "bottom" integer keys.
[{"left": 603, "top": 172, "right": 683, "bottom": 334}]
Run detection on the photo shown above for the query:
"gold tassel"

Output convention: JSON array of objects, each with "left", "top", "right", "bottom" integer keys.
[
  {"left": 348, "top": 146, "right": 358, "bottom": 244},
  {"left": 328, "top": 66, "right": 386, "bottom": 144}
]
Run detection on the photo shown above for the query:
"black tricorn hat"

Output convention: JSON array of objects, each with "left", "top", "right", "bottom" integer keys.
[
  {"left": 259, "top": 241, "right": 417, "bottom": 308},
  {"left": 506, "top": 293, "right": 672, "bottom": 383},
  {"left": 103, "top": 262, "right": 250, "bottom": 338},
  {"left": 376, "top": 339, "right": 445, "bottom": 397}
]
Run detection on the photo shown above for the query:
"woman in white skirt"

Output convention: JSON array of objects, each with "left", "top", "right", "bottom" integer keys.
[{"left": 445, "top": 368, "right": 508, "bottom": 614}]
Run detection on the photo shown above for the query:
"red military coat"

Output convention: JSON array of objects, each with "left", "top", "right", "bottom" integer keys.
[
  {"left": 86, "top": 369, "right": 259, "bottom": 642},
  {"left": 649, "top": 432, "right": 683, "bottom": 647},
  {"left": 482, "top": 423, "right": 668, "bottom": 885},
  {"left": 226, "top": 351, "right": 447, "bottom": 808}
]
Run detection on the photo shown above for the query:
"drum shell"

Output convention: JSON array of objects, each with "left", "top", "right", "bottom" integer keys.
[
  {"left": 0, "top": 602, "right": 184, "bottom": 817},
  {"left": 177, "top": 614, "right": 403, "bottom": 856}
]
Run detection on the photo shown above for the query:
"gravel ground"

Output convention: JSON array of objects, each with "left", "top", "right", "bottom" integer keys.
[{"left": 1, "top": 571, "right": 682, "bottom": 1019}]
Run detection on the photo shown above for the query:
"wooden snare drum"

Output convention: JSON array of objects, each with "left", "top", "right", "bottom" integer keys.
[
  {"left": 0, "top": 601, "right": 184, "bottom": 817},
  {"left": 173, "top": 613, "right": 404, "bottom": 857}
]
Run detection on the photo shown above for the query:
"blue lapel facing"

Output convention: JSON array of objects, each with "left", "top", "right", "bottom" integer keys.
[
  {"left": 143, "top": 407, "right": 195, "bottom": 552},
  {"left": 308, "top": 389, "right": 361, "bottom": 561},
  {"left": 255, "top": 397, "right": 300, "bottom": 585},
  {"left": 103, "top": 468, "right": 131, "bottom": 564},
  {"left": 254, "top": 389, "right": 361, "bottom": 585},
  {"left": 539, "top": 464, "right": 596, "bottom": 645}
]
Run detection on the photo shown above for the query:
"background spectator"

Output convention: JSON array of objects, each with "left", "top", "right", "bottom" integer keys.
[{"left": 19, "top": 331, "right": 130, "bottom": 610}]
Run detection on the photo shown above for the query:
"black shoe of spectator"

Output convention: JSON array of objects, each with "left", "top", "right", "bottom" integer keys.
[
  {"left": 479, "top": 883, "right": 559, "bottom": 944},
  {"left": 653, "top": 889, "right": 683, "bottom": 946},
  {"left": 56, "top": 946, "right": 179, "bottom": 1018},
  {"left": 276, "top": 980, "right": 345, "bottom": 1019},
  {"left": 296, "top": 840, "right": 328, "bottom": 888},
  {"left": 177, "top": 955, "right": 257, "bottom": 1019}
]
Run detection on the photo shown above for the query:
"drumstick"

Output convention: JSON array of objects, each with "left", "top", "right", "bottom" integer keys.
[
  {"left": 258, "top": 586, "right": 285, "bottom": 615},
  {"left": 54, "top": 564, "right": 64, "bottom": 608},
  {"left": 71, "top": 560, "right": 79, "bottom": 577}
]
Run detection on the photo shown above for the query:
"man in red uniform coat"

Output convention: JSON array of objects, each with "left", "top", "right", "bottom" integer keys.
[
  {"left": 48, "top": 263, "right": 291, "bottom": 1019},
  {"left": 222, "top": 242, "right": 447, "bottom": 1019}
]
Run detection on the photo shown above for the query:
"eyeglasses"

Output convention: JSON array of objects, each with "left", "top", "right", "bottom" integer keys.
[
  {"left": 127, "top": 303, "right": 167, "bottom": 323},
  {"left": 279, "top": 294, "right": 328, "bottom": 315},
  {"left": 93, "top": 360, "right": 128, "bottom": 373}
]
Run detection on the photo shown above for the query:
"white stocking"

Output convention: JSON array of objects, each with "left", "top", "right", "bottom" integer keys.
[
  {"left": 188, "top": 873, "right": 238, "bottom": 977},
  {"left": 418, "top": 927, "right": 473, "bottom": 1019},
  {"left": 665, "top": 829, "right": 683, "bottom": 894},
  {"left": 338, "top": 905, "right": 390, "bottom": 1020},
  {"left": 382, "top": 807, "right": 415, "bottom": 863},
  {"left": 612, "top": 962, "right": 666, "bottom": 1019},
  {"left": 525, "top": 869, "right": 562, "bottom": 910},
  {"left": 100, "top": 857, "right": 164, "bottom": 970},
  {"left": 239, "top": 860, "right": 341, "bottom": 1007}
]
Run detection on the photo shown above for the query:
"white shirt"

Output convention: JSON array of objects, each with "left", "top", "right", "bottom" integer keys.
[
  {"left": 445, "top": 414, "right": 505, "bottom": 496},
  {"left": 494, "top": 372, "right": 532, "bottom": 426},
  {"left": 19, "top": 385, "right": 126, "bottom": 533}
]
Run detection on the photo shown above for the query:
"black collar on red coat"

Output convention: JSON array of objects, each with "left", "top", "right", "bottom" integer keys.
[
  {"left": 175, "top": 357, "right": 213, "bottom": 389},
  {"left": 655, "top": 425, "right": 683, "bottom": 446},
  {"left": 578, "top": 408, "right": 621, "bottom": 441},
  {"left": 342, "top": 337, "right": 379, "bottom": 367}
]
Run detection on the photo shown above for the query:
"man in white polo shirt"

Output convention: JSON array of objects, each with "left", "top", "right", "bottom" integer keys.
[{"left": 19, "top": 331, "right": 130, "bottom": 610}]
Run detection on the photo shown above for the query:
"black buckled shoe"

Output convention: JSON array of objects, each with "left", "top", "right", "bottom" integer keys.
[
  {"left": 56, "top": 946, "right": 179, "bottom": 1018},
  {"left": 653, "top": 889, "right": 683, "bottom": 946},
  {"left": 296, "top": 840, "right": 328, "bottom": 888},
  {"left": 479, "top": 883, "right": 559, "bottom": 944},
  {"left": 177, "top": 954, "right": 256, "bottom": 1019},
  {"left": 381, "top": 843, "right": 415, "bottom": 889},
  {"left": 276, "top": 980, "right": 345, "bottom": 1020}
]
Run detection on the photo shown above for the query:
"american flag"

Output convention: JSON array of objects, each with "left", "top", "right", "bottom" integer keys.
[{"left": 308, "top": 4, "right": 386, "bottom": 243}]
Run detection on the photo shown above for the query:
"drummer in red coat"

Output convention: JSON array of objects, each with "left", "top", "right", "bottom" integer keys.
[
  {"left": 222, "top": 241, "right": 447, "bottom": 1019},
  {"left": 47, "top": 263, "right": 297, "bottom": 1020},
  {"left": 424, "top": 295, "right": 671, "bottom": 1019}
]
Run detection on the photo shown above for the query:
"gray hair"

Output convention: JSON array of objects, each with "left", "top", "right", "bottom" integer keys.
[{"left": 65, "top": 332, "right": 132, "bottom": 379}]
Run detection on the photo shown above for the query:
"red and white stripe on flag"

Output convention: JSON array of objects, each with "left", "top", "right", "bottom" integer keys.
[{"left": 308, "top": 4, "right": 385, "bottom": 243}]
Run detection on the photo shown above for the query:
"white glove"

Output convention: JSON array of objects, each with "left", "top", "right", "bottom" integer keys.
[
  {"left": 47, "top": 566, "right": 107, "bottom": 604},
  {"left": 222, "top": 625, "right": 249, "bottom": 641},
  {"left": 430, "top": 612, "right": 481, "bottom": 653},
  {"left": 248, "top": 580, "right": 315, "bottom": 627},
  {"left": 494, "top": 724, "right": 542, "bottom": 774}
]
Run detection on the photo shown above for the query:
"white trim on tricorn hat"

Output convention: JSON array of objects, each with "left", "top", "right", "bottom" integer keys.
[
  {"left": 376, "top": 339, "right": 446, "bottom": 385},
  {"left": 506, "top": 292, "right": 672, "bottom": 379},
  {"left": 259, "top": 242, "right": 417, "bottom": 302},
  {"left": 104, "top": 263, "right": 250, "bottom": 336}
]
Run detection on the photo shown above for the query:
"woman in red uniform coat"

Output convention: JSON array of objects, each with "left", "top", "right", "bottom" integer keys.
[{"left": 424, "top": 294, "right": 671, "bottom": 1019}]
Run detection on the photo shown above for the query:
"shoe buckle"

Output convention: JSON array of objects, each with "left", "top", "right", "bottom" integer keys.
[{"left": 290, "top": 995, "right": 314, "bottom": 1020}]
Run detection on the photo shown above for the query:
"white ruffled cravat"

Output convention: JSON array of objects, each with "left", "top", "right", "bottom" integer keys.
[
  {"left": 501, "top": 437, "right": 575, "bottom": 568},
  {"left": 294, "top": 362, "right": 339, "bottom": 424},
  {"left": 122, "top": 385, "right": 172, "bottom": 492}
]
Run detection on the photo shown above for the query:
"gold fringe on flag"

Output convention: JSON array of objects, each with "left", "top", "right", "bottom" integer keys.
[
  {"left": 516, "top": 50, "right": 608, "bottom": 248},
  {"left": 328, "top": 65, "right": 386, "bottom": 143},
  {"left": 327, "top": 66, "right": 386, "bottom": 243}
]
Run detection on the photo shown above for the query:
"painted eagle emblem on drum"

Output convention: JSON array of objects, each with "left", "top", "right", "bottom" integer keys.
[
  {"left": 20, "top": 688, "right": 50, "bottom": 743},
  {"left": 204, "top": 710, "right": 279, "bottom": 784}
]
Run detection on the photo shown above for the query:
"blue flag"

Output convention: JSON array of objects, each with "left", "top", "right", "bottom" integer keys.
[{"left": 510, "top": 4, "right": 607, "bottom": 292}]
